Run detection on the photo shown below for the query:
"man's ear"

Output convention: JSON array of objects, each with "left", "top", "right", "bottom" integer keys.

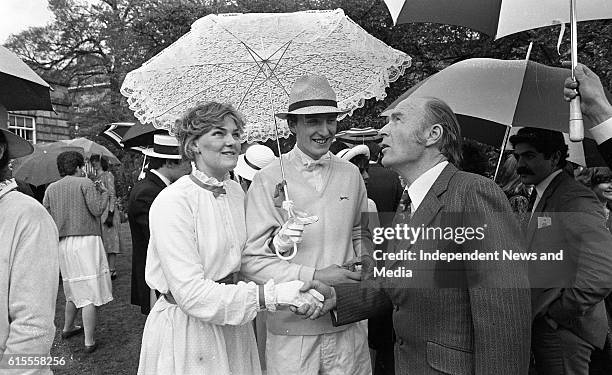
[
  {"left": 287, "top": 120, "right": 296, "bottom": 135},
  {"left": 550, "top": 150, "right": 563, "bottom": 169},
  {"left": 424, "top": 124, "right": 443, "bottom": 147},
  {"left": 0, "top": 144, "right": 5, "bottom": 160}
]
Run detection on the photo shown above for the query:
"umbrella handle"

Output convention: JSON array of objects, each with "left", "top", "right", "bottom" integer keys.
[
  {"left": 275, "top": 243, "right": 298, "bottom": 261},
  {"left": 568, "top": 0, "right": 583, "bottom": 142},
  {"left": 569, "top": 96, "right": 584, "bottom": 142},
  {"left": 276, "top": 195, "right": 299, "bottom": 261}
]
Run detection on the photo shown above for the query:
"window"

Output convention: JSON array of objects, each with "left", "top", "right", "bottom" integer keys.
[{"left": 8, "top": 114, "right": 36, "bottom": 143}]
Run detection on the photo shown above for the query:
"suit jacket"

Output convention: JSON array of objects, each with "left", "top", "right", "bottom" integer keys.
[
  {"left": 527, "top": 171, "right": 612, "bottom": 349},
  {"left": 599, "top": 138, "right": 612, "bottom": 169},
  {"left": 367, "top": 163, "right": 403, "bottom": 227},
  {"left": 333, "top": 164, "right": 531, "bottom": 375},
  {"left": 128, "top": 170, "right": 167, "bottom": 315}
]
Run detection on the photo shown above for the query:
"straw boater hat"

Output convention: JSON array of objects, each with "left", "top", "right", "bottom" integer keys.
[
  {"left": 336, "top": 144, "right": 370, "bottom": 162},
  {"left": 235, "top": 144, "right": 277, "bottom": 181},
  {"left": 275, "top": 75, "right": 349, "bottom": 119},
  {"left": 0, "top": 128, "right": 33, "bottom": 159},
  {"left": 142, "top": 134, "right": 181, "bottom": 159}
]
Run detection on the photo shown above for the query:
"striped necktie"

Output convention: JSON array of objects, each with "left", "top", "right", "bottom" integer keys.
[
  {"left": 527, "top": 190, "right": 538, "bottom": 214},
  {"left": 397, "top": 188, "right": 412, "bottom": 221}
]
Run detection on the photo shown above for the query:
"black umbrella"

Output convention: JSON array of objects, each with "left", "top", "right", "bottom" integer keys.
[
  {"left": 122, "top": 122, "right": 162, "bottom": 148},
  {"left": 0, "top": 46, "right": 53, "bottom": 111},
  {"left": 100, "top": 122, "right": 135, "bottom": 147}
]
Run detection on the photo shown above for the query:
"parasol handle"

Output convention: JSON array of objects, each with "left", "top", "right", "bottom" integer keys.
[
  {"left": 569, "top": 96, "right": 584, "bottom": 141},
  {"left": 275, "top": 183, "right": 299, "bottom": 261}
]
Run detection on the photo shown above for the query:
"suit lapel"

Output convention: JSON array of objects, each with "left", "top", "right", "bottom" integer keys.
[
  {"left": 388, "top": 164, "right": 455, "bottom": 269},
  {"left": 526, "top": 172, "right": 566, "bottom": 248}
]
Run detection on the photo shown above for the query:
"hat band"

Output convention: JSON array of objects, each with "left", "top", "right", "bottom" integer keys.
[
  {"left": 244, "top": 155, "right": 261, "bottom": 171},
  {"left": 288, "top": 99, "right": 338, "bottom": 112},
  {"left": 153, "top": 143, "right": 180, "bottom": 156}
]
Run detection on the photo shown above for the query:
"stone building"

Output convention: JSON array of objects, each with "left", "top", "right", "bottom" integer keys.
[{"left": 1, "top": 81, "right": 73, "bottom": 143}]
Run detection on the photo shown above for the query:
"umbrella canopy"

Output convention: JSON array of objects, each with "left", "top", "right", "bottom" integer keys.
[
  {"left": 13, "top": 143, "right": 84, "bottom": 186},
  {"left": 0, "top": 45, "right": 53, "bottom": 111},
  {"left": 121, "top": 122, "right": 162, "bottom": 148},
  {"left": 383, "top": 0, "right": 612, "bottom": 39},
  {"left": 336, "top": 127, "right": 382, "bottom": 144},
  {"left": 60, "top": 138, "right": 120, "bottom": 164},
  {"left": 100, "top": 122, "right": 135, "bottom": 147},
  {"left": 121, "top": 9, "right": 411, "bottom": 142},
  {"left": 384, "top": 58, "right": 612, "bottom": 146}
]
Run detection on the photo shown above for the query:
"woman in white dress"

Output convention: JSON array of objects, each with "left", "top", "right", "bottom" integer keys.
[{"left": 138, "top": 102, "right": 322, "bottom": 375}]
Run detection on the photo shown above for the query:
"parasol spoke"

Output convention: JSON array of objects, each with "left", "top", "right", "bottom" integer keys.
[{"left": 157, "top": 63, "right": 264, "bottom": 117}]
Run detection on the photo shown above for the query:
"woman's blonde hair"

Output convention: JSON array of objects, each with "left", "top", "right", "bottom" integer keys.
[{"left": 175, "top": 102, "right": 245, "bottom": 162}]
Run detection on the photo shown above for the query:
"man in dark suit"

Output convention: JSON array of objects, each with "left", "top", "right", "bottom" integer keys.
[
  {"left": 129, "top": 134, "right": 189, "bottom": 315},
  {"left": 564, "top": 64, "right": 612, "bottom": 168},
  {"left": 366, "top": 142, "right": 403, "bottom": 225},
  {"left": 510, "top": 127, "right": 612, "bottom": 374},
  {"left": 297, "top": 97, "right": 532, "bottom": 374}
]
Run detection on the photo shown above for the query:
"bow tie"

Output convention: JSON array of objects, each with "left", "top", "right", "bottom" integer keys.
[
  {"left": 304, "top": 159, "right": 328, "bottom": 171},
  {"left": 189, "top": 175, "right": 226, "bottom": 198}
]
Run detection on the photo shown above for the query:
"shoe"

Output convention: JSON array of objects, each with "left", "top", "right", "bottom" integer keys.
[
  {"left": 84, "top": 343, "right": 97, "bottom": 353},
  {"left": 61, "top": 326, "right": 83, "bottom": 339},
  {"left": 110, "top": 270, "right": 117, "bottom": 280}
]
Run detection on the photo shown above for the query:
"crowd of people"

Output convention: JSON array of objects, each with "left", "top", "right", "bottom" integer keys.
[{"left": 1, "top": 62, "right": 612, "bottom": 375}]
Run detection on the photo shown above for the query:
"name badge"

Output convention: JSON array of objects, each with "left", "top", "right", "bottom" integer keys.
[{"left": 537, "top": 216, "right": 552, "bottom": 228}]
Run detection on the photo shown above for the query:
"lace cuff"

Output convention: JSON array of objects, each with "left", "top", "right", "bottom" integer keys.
[{"left": 263, "top": 279, "right": 277, "bottom": 312}]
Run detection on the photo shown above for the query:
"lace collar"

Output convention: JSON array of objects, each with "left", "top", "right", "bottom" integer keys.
[
  {"left": 190, "top": 161, "right": 227, "bottom": 187},
  {"left": 0, "top": 178, "right": 18, "bottom": 201}
]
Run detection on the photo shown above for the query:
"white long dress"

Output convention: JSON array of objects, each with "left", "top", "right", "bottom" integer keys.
[{"left": 138, "top": 172, "right": 262, "bottom": 375}]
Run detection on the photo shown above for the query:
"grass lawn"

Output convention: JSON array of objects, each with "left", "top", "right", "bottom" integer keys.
[{"left": 50, "top": 223, "right": 146, "bottom": 374}]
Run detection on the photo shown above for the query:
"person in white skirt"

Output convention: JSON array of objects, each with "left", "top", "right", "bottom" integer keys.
[
  {"left": 43, "top": 151, "right": 113, "bottom": 353},
  {"left": 138, "top": 102, "right": 323, "bottom": 375}
]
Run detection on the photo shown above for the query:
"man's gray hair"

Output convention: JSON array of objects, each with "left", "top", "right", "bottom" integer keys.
[{"left": 415, "top": 97, "right": 463, "bottom": 166}]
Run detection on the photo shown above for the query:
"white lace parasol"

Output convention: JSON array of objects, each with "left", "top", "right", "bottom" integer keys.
[{"left": 121, "top": 9, "right": 410, "bottom": 142}]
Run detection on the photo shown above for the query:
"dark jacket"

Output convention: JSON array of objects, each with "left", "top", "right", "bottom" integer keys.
[
  {"left": 128, "top": 170, "right": 167, "bottom": 315},
  {"left": 599, "top": 138, "right": 612, "bottom": 169},
  {"left": 528, "top": 171, "right": 612, "bottom": 349}
]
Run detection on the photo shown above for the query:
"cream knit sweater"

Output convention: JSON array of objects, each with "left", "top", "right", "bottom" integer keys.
[
  {"left": 242, "top": 150, "right": 373, "bottom": 335},
  {"left": 43, "top": 175, "right": 108, "bottom": 238}
]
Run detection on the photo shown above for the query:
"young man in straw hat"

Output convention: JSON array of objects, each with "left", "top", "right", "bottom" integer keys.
[
  {"left": 0, "top": 129, "right": 59, "bottom": 373},
  {"left": 241, "top": 75, "right": 373, "bottom": 374}
]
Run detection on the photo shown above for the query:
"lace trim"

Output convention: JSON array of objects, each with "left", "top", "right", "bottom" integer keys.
[
  {"left": 0, "top": 178, "right": 18, "bottom": 200},
  {"left": 190, "top": 162, "right": 227, "bottom": 187},
  {"left": 120, "top": 9, "right": 411, "bottom": 143}
]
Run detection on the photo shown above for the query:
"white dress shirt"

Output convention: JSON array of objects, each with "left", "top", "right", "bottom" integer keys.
[
  {"left": 531, "top": 169, "right": 563, "bottom": 216},
  {"left": 406, "top": 161, "right": 449, "bottom": 213},
  {"left": 291, "top": 146, "right": 331, "bottom": 192},
  {"left": 150, "top": 169, "right": 171, "bottom": 187}
]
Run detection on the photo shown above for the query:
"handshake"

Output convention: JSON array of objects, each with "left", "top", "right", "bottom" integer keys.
[
  {"left": 273, "top": 280, "right": 336, "bottom": 320},
  {"left": 275, "top": 255, "right": 372, "bottom": 319},
  {"left": 288, "top": 280, "right": 337, "bottom": 320}
]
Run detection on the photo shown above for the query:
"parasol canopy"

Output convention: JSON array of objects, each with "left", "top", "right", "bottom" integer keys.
[{"left": 121, "top": 9, "right": 410, "bottom": 142}]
